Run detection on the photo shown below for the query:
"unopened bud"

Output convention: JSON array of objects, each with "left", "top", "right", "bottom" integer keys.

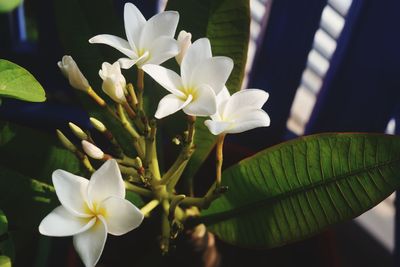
[
  {"left": 89, "top": 117, "right": 106, "bottom": 132},
  {"left": 172, "top": 137, "right": 180, "bottom": 145},
  {"left": 58, "top": 55, "right": 90, "bottom": 91},
  {"left": 99, "top": 61, "right": 127, "bottom": 103},
  {"left": 176, "top": 30, "right": 192, "bottom": 65},
  {"left": 56, "top": 129, "right": 77, "bottom": 152},
  {"left": 133, "top": 157, "right": 143, "bottom": 169},
  {"left": 81, "top": 140, "right": 104, "bottom": 159},
  {"left": 68, "top": 122, "right": 88, "bottom": 140}
]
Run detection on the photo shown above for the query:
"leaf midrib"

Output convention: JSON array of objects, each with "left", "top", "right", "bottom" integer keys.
[{"left": 198, "top": 156, "right": 400, "bottom": 225}]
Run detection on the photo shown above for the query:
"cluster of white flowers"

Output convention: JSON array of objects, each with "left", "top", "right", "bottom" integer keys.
[{"left": 44, "top": 3, "right": 271, "bottom": 267}]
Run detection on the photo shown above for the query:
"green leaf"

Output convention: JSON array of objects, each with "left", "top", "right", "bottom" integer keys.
[
  {"left": 200, "top": 133, "right": 400, "bottom": 248},
  {"left": 0, "top": 256, "right": 11, "bottom": 267},
  {"left": 0, "top": 210, "right": 7, "bottom": 236},
  {"left": 0, "top": 0, "right": 22, "bottom": 13},
  {"left": 166, "top": 0, "right": 251, "bottom": 180},
  {"left": 0, "top": 60, "right": 46, "bottom": 102}
]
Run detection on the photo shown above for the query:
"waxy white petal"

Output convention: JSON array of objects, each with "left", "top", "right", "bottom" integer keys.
[
  {"left": 39, "top": 206, "right": 96, "bottom": 237},
  {"left": 182, "top": 84, "right": 217, "bottom": 116},
  {"left": 142, "top": 64, "right": 184, "bottom": 97},
  {"left": 227, "top": 109, "right": 270, "bottom": 134},
  {"left": 89, "top": 34, "right": 137, "bottom": 59},
  {"left": 52, "top": 170, "right": 91, "bottom": 217},
  {"left": 223, "top": 89, "right": 269, "bottom": 118},
  {"left": 190, "top": 57, "right": 234, "bottom": 95},
  {"left": 118, "top": 51, "right": 149, "bottom": 69},
  {"left": 155, "top": 94, "right": 193, "bottom": 119},
  {"left": 204, "top": 120, "right": 232, "bottom": 135},
  {"left": 124, "top": 2, "right": 146, "bottom": 51},
  {"left": 73, "top": 217, "right": 107, "bottom": 267},
  {"left": 88, "top": 160, "right": 125, "bottom": 205},
  {"left": 181, "top": 38, "right": 212, "bottom": 86},
  {"left": 139, "top": 11, "right": 179, "bottom": 49},
  {"left": 145, "top": 36, "right": 179, "bottom": 66},
  {"left": 101, "top": 197, "right": 144, "bottom": 236}
]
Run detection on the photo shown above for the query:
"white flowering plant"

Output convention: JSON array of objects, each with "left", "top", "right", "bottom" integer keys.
[{"left": 1, "top": 1, "right": 400, "bottom": 267}]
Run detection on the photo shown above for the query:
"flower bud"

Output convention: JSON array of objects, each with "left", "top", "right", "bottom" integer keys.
[
  {"left": 68, "top": 122, "right": 88, "bottom": 140},
  {"left": 89, "top": 117, "right": 107, "bottom": 133},
  {"left": 99, "top": 62, "right": 127, "bottom": 103},
  {"left": 56, "top": 129, "right": 77, "bottom": 152},
  {"left": 58, "top": 55, "right": 90, "bottom": 91},
  {"left": 81, "top": 140, "right": 104, "bottom": 159},
  {"left": 175, "top": 30, "right": 192, "bottom": 65}
]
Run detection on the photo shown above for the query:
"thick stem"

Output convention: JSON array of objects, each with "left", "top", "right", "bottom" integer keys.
[
  {"left": 187, "top": 115, "right": 196, "bottom": 144},
  {"left": 215, "top": 134, "right": 225, "bottom": 187},
  {"left": 125, "top": 181, "right": 153, "bottom": 197},
  {"left": 137, "top": 69, "right": 144, "bottom": 111},
  {"left": 145, "top": 121, "right": 161, "bottom": 180},
  {"left": 86, "top": 87, "right": 106, "bottom": 106},
  {"left": 140, "top": 199, "right": 160, "bottom": 216}
]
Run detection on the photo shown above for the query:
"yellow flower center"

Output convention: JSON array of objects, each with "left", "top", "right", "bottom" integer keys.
[
  {"left": 180, "top": 87, "right": 198, "bottom": 101},
  {"left": 84, "top": 202, "right": 107, "bottom": 219}
]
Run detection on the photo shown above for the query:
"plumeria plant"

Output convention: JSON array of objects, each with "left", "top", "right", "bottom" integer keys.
[{"left": 1, "top": 1, "right": 400, "bottom": 267}]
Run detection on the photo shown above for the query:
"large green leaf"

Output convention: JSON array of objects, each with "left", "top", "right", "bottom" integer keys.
[
  {"left": 166, "top": 0, "right": 251, "bottom": 180},
  {"left": 0, "top": 60, "right": 46, "bottom": 102},
  {"left": 0, "top": 0, "right": 22, "bottom": 13},
  {"left": 199, "top": 133, "right": 400, "bottom": 248},
  {"left": 0, "top": 256, "right": 11, "bottom": 267}
]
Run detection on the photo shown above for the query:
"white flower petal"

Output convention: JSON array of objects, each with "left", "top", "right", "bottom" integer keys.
[
  {"left": 190, "top": 57, "right": 234, "bottom": 95},
  {"left": 124, "top": 3, "right": 146, "bottom": 51},
  {"left": 142, "top": 64, "right": 184, "bottom": 97},
  {"left": 101, "top": 197, "right": 143, "bottom": 236},
  {"left": 155, "top": 94, "right": 193, "bottom": 119},
  {"left": 181, "top": 38, "right": 212, "bottom": 86},
  {"left": 39, "top": 206, "right": 96, "bottom": 237},
  {"left": 204, "top": 120, "right": 232, "bottom": 135},
  {"left": 145, "top": 36, "right": 179, "bottom": 66},
  {"left": 88, "top": 159, "right": 125, "bottom": 206},
  {"left": 52, "top": 170, "right": 91, "bottom": 217},
  {"left": 227, "top": 109, "right": 270, "bottom": 134},
  {"left": 118, "top": 58, "right": 138, "bottom": 69},
  {"left": 139, "top": 11, "right": 179, "bottom": 49},
  {"left": 223, "top": 89, "right": 269, "bottom": 118},
  {"left": 182, "top": 84, "right": 217, "bottom": 116},
  {"left": 89, "top": 34, "right": 137, "bottom": 59},
  {"left": 73, "top": 217, "right": 107, "bottom": 267}
]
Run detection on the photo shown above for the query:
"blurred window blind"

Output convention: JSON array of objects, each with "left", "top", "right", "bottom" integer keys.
[{"left": 287, "top": 0, "right": 353, "bottom": 135}]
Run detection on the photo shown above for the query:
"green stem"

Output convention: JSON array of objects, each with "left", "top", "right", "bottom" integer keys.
[
  {"left": 116, "top": 104, "right": 145, "bottom": 159},
  {"left": 216, "top": 134, "right": 226, "bottom": 187},
  {"left": 137, "top": 69, "right": 144, "bottom": 111},
  {"left": 145, "top": 121, "right": 161, "bottom": 180},
  {"left": 125, "top": 181, "right": 153, "bottom": 197},
  {"left": 140, "top": 199, "right": 160, "bottom": 216}
]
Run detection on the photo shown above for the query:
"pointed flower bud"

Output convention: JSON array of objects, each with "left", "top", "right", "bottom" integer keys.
[
  {"left": 68, "top": 122, "right": 88, "bottom": 140},
  {"left": 175, "top": 30, "right": 192, "bottom": 65},
  {"left": 82, "top": 140, "right": 104, "bottom": 159},
  {"left": 58, "top": 55, "right": 90, "bottom": 91},
  {"left": 56, "top": 129, "right": 77, "bottom": 152},
  {"left": 99, "top": 62, "right": 127, "bottom": 103},
  {"left": 89, "top": 117, "right": 107, "bottom": 133}
]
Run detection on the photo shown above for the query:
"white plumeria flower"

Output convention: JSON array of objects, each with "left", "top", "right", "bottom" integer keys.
[
  {"left": 99, "top": 62, "right": 127, "bottom": 103},
  {"left": 142, "top": 38, "right": 233, "bottom": 119},
  {"left": 204, "top": 87, "right": 271, "bottom": 135},
  {"left": 58, "top": 55, "right": 90, "bottom": 91},
  {"left": 39, "top": 160, "right": 144, "bottom": 267},
  {"left": 175, "top": 30, "right": 192, "bottom": 65},
  {"left": 89, "top": 3, "right": 179, "bottom": 69}
]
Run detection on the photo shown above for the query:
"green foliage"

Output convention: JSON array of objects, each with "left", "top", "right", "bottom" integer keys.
[
  {"left": 200, "top": 133, "right": 400, "bottom": 248},
  {"left": 166, "top": 0, "right": 251, "bottom": 180},
  {"left": 0, "top": 0, "right": 22, "bottom": 13},
  {"left": 0, "top": 60, "right": 46, "bottom": 102},
  {"left": 0, "top": 210, "right": 6, "bottom": 236}
]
